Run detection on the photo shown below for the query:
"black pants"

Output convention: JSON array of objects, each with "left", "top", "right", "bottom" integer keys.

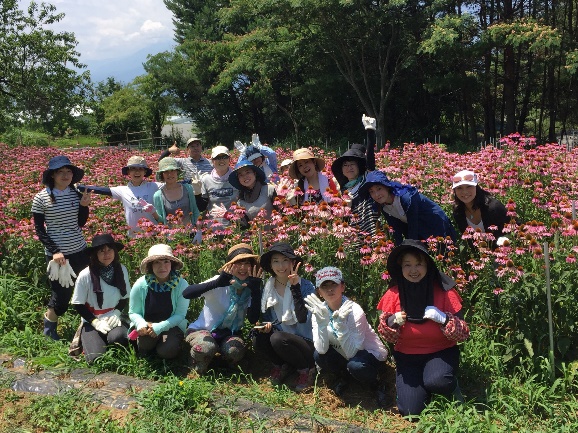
[
  {"left": 253, "top": 330, "right": 314, "bottom": 370},
  {"left": 45, "top": 249, "right": 89, "bottom": 316}
]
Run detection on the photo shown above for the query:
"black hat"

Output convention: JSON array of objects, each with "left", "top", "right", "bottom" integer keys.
[
  {"left": 229, "top": 160, "right": 267, "bottom": 190},
  {"left": 260, "top": 242, "right": 302, "bottom": 274},
  {"left": 42, "top": 155, "right": 84, "bottom": 185},
  {"left": 85, "top": 233, "right": 125, "bottom": 256},
  {"left": 330, "top": 143, "right": 367, "bottom": 188},
  {"left": 386, "top": 239, "right": 455, "bottom": 291}
]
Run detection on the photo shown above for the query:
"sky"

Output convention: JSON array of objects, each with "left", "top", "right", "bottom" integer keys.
[{"left": 18, "top": 0, "right": 175, "bottom": 61}]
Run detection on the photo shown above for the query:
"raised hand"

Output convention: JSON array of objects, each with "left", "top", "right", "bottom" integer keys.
[
  {"left": 288, "top": 261, "right": 301, "bottom": 286},
  {"left": 80, "top": 189, "right": 92, "bottom": 207},
  {"left": 362, "top": 114, "right": 376, "bottom": 130},
  {"left": 304, "top": 293, "right": 329, "bottom": 325}
]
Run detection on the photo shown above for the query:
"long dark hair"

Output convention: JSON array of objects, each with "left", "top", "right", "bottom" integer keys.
[
  {"left": 452, "top": 184, "right": 491, "bottom": 214},
  {"left": 45, "top": 175, "right": 83, "bottom": 204},
  {"left": 88, "top": 246, "right": 126, "bottom": 307}
]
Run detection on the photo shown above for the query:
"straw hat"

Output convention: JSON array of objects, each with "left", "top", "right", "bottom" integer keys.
[
  {"left": 219, "top": 243, "right": 259, "bottom": 272},
  {"left": 121, "top": 156, "right": 152, "bottom": 177},
  {"left": 139, "top": 244, "right": 183, "bottom": 273},
  {"left": 288, "top": 148, "right": 326, "bottom": 180}
]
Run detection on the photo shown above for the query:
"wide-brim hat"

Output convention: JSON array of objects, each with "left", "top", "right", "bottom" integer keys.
[
  {"left": 156, "top": 157, "right": 182, "bottom": 181},
  {"left": 122, "top": 155, "right": 153, "bottom": 177},
  {"left": 386, "top": 239, "right": 455, "bottom": 291},
  {"left": 451, "top": 170, "right": 478, "bottom": 189},
  {"left": 244, "top": 145, "right": 264, "bottom": 162},
  {"left": 330, "top": 143, "right": 367, "bottom": 188},
  {"left": 42, "top": 155, "right": 84, "bottom": 185},
  {"left": 140, "top": 244, "right": 183, "bottom": 273},
  {"left": 219, "top": 243, "right": 259, "bottom": 272},
  {"left": 259, "top": 242, "right": 302, "bottom": 274},
  {"left": 229, "top": 160, "right": 267, "bottom": 190},
  {"left": 85, "top": 233, "right": 125, "bottom": 256},
  {"left": 288, "top": 148, "right": 326, "bottom": 180},
  {"left": 280, "top": 159, "right": 293, "bottom": 169}
]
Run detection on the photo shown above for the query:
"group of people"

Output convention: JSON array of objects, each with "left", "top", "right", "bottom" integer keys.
[{"left": 31, "top": 115, "right": 514, "bottom": 417}]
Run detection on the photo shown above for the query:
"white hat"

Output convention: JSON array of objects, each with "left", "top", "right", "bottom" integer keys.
[
  {"left": 451, "top": 170, "right": 478, "bottom": 189},
  {"left": 315, "top": 266, "right": 343, "bottom": 288},
  {"left": 211, "top": 145, "right": 231, "bottom": 159},
  {"left": 186, "top": 136, "right": 202, "bottom": 146},
  {"left": 280, "top": 159, "right": 293, "bottom": 169},
  {"left": 139, "top": 244, "right": 183, "bottom": 273}
]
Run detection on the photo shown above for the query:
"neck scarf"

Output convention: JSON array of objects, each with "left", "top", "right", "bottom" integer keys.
[
  {"left": 212, "top": 278, "right": 252, "bottom": 333},
  {"left": 303, "top": 173, "right": 330, "bottom": 203},
  {"left": 326, "top": 295, "right": 346, "bottom": 338},
  {"left": 145, "top": 270, "right": 180, "bottom": 293},
  {"left": 89, "top": 262, "right": 126, "bottom": 308},
  {"left": 242, "top": 180, "right": 264, "bottom": 203},
  {"left": 398, "top": 270, "right": 435, "bottom": 324},
  {"left": 261, "top": 277, "right": 298, "bottom": 325},
  {"left": 211, "top": 167, "right": 232, "bottom": 183},
  {"left": 344, "top": 176, "right": 361, "bottom": 190}
]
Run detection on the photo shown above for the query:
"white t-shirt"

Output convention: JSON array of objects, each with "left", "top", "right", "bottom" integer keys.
[
  {"left": 110, "top": 181, "right": 163, "bottom": 235},
  {"left": 382, "top": 196, "right": 407, "bottom": 223}
]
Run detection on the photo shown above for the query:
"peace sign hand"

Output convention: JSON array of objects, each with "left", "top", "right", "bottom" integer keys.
[
  {"left": 249, "top": 264, "right": 263, "bottom": 279},
  {"left": 80, "top": 189, "right": 92, "bottom": 207},
  {"left": 288, "top": 262, "right": 301, "bottom": 286}
]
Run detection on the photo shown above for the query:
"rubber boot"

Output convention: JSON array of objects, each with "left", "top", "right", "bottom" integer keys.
[
  {"left": 43, "top": 315, "right": 60, "bottom": 340},
  {"left": 452, "top": 381, "right": 464, "bottom": 403}
]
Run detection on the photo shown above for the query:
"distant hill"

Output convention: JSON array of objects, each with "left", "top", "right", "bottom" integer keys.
[{"left": 83, "top": 41, "right": 175, "bottom": 84}]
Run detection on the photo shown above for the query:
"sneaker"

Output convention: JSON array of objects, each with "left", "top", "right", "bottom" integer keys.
[
  {"left": 294, "top": 368, "right": 315, "bottom": 392},
  {"left": 270, "top": 364, "right": 292, "bottom": 386},
  {"left": 332, "top": 378, "right": 348, "bottom": 397}
]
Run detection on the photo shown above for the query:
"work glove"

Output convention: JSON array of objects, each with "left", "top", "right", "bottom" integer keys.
[
  {"left": 251, "top": 133, "right": 262, "bottom": 148},
  {"left": 191, "top": 174, "right": 203, "bottom": 195},
  {"left": 362, "top": 114, "right": 376, "bottom": 130},
  {"left": 58, "top": 260, "right": 77, "bottom": 288},
  {"left": 92, "top": 318, "right": 112, "bottom": 334},
  {"left": 423, "top": 306, "right": 447, "bottom": 324},
  {"left": 392, "top": 311, "right": 406, "bottom": 327},
  {"left": 106, "top": 310, "right": 122, "bottom": 328},
  {"left": 192, "top": 230, "right": 202, "bottom": 245},
  {"left": 496, "top": 236, "right": 509, "bottom": 246},
  {"left": 234, "top": 140, "right": 246, "bottom": 153},
  {"left": 209, "top": 203, "right": 228, "bottom": 219},
  {"left": 47, "top": 260, "right": 60, "bottom": 281},
  {"left": 331, "top": 300, "right": 354, "bottom": 333},
  {"left": 304, "top": 294, "right": 330, "bottom": 327},
  {"left": 138, "top": 199, "right": 155, "bottom": 213}
]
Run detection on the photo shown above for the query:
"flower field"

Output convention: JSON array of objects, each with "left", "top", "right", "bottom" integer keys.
[{"left": 1, "top": 136, "right": 577, "bottom": 430}]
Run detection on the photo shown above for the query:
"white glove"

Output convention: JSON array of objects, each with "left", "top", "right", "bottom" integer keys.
[
  {"left": 393, "top": 312, "right": 406, "bottom": 326},
  {"left": 58, "top": 260, "right": 77, "bottom": 288},
  {"left": 362, "top": 114, "right": 376, "bottom": 130},
  {"left": 92, "top": 318, "right": 112, "bottom": 334},
  {"left": 496, "top": 236, "right": 509, "bottom": 246},
  {"left": 138, "top": 198, "right": 155, "bottom": 213},
  {"left": 234, "top": 140, "right": 246, "bottom": 153},
  {"left": 332, "top": 300, "right": 354, "bottom": 332},
  {"left": 209, "top": 203, "right": 227, "bottom": 219},
  {"left": 106, "top": 310, "right": 122, "bottom": 328},
  {"left": 191, "top": 176, "right": 202, "bottom": 195},
  {"left": 423, "top": 306, "right": 447, "bottom": 324},
  {"left": 192, "top": 230, "right": 202, "bottom": 245},
  {"left": 304, "top": 294, "right": 330, "bottom": 326},
  {"left": 47, "top": 260, "right": 60, "bottom": 281},
  {"left": 251, "top": 133, "right": 262, "bottom": 148}
]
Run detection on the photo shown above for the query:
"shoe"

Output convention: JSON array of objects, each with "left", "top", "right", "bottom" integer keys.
[
  {"left": 332, "top": 378, "right": 348, "bottom": 397},
  {"left": 270, "top": 364, "right": 292, "bottom": 386},
  {"left": 375, "top": 385, "right": 389, "bottom": 408},
  {"left": 294, "top": 367, "right": 315, "bottom": 392},
  {"left": 43, "top": 316, "right": 60, "bottom": 341}
]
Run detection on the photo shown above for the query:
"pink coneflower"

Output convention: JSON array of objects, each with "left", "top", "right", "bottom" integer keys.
[
  {"left": 304, "top": 263, "right": 315, "bottom": 273},
  {"left": 381, "top": 272, "right": 390, "bottom": 281},
  {"left": 360, "top": 244, "right": 372, "bottom": 254},
  {"left": 335, "top": 247, "right": 346, "bottom": 260},
  {"left": 566, "top": 254, "right": 576, "bottom": 264},
  {"left": 360, "top": 255, "right": 375, "bottom": 266},
  {"left": 493, "top": 288, "right": 504, "bottom": 295}
]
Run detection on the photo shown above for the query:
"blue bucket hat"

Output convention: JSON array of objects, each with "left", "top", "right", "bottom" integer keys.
[
  {"left": 358, "top": 170, "right": 415, "bottom": 201},
  {"left": 42, "top": 155, "right": 84, "bottom": 185},
  {"left": 229, "top": 160, "right": 267, "bottom": 190}
]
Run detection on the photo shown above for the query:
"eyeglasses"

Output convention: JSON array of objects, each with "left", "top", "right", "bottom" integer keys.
[
  {"left": 342, "top": 162, "right": 358, "bottom": 168},
  {"left": 213, "top": 155, "right": 229, "bottom": 160},
  {"left": 452, "top": 173, "right": 475, "bottom": 183}
]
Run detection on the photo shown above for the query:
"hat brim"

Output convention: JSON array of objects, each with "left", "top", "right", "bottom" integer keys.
[
  {"left": 42, "top": 165, "right": 84, "bottom": 185},
  {"left": 140, "top": 254, "right": 184, "bottom": 273},
  {"left": 330, "top": 155, "right": 366, "bottom": 188},
  {"left": 156, "top": 167, "right": 183, "bottom": 181},
  {"left": 122, "top": 165, "right": 153, "bottom": 177},
  {"left": 452, "top": 180, "right": 477, "bottom": 189},
  {"left": 259, "top": 250, "right": 302, "bottom": 274},
  {"left": 85, "top": 241, "right": 125, "bottom": 256},
  {"left": 218, "top": 253, "right": 260, "bottom": 272},
  {"left": 288, "top": 157, "right": 326, "bottom": 180},
  {"left": 229, "top": 164, "right": 267, "bottom": 190}
]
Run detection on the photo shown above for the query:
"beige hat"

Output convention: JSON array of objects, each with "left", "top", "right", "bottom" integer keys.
[
  {"left": 122, "top": 156, "right": 152, "bottom": 177},
  {"left": 211, "top": 145, "right": 231, "bottom": 159},
  {"left": 186, "top": 136, "right": 202, "bottom": 147},
  {"left": 218, "top": 243, "right": 259, "bottom": 272},
  {"left": 288, "top": 148, "right": 326, "bottom": 180},
  {"left": 156, "top": 157, "right": 182, "bottom": 181},
  {"left": 280, "top": 159, "right": 293, "bottom": 169},
  {"left": 140, "top": 244, "right": 183, "bottom": 273}
]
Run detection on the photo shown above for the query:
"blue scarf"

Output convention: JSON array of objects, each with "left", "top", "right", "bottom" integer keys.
[
  {"left": 212, "top": 278, "right": 252, "bottom": 333},
  {"left": 344, "top": 177, "right": 361, "bottom": 190},
  {"left": 145, "top": 270, "right": 180, "bottom": 293}
]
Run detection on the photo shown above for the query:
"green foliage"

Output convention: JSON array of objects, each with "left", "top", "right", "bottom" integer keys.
[{"left": 0, "top": 129, "right": 51, "bottom": 148}]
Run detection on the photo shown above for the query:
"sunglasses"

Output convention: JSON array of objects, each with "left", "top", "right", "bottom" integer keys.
[
  {"left": 213, "top": 155, "right": 230, "bottom": 160},
  {"left": 452, "top": 173, "right": 475, "bottom": 183}
]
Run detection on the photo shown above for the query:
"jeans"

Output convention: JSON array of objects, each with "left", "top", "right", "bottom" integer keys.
[{"left": 314, "top": 347, "right": 380, "bottom": 386}]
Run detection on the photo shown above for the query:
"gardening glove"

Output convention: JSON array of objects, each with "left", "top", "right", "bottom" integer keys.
[
  {"left": 191, "top": 174, "right": 203, "bottom": 195},
  {"left": 362, "top": 114, "right": 376, "bottom": 130},
  {"left": 423, "top": 306, "right": 447, "bottom": 325},
  {"left": 251, "top": 133, "right": 262, "bottom": 148},
  {"left": 209, "top": 203, "right": 228, "bottom": 219},
  {"left": 47, "top": 260, "right": 60, "bottom": 281},
  {"left": 234, "top": 140, "right": 246, "bottom": 153},
  {"left": 304, "top": 294, "right": 330, "bottom": 327},
  {"left": 58, "top": 260, "right": 77, "bottom": 288},
  {"left": 138, "top": 198, "right": 155, "bottom": 213},
  {"left": 106, "top": 310, "right": 122, "bottom": 328},
  {"left": 392, "top": 311, "right": 406, "bottom": 327},
  {"left": 496, "top": 236, "right": 509, "bottom": 246},
  {"left": 92, "top": 318, "right": 112, "bottom": 334},
  {"left": 331, "top": 300, "right": 354, "bottom": 333},
  {"left": 192, "top": 230, "right": 202, "bottom": 245}
]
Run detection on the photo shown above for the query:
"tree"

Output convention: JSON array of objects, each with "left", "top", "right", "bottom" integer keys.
[{"left": 0, "top": 0, "right": 90, "bottom": 133}]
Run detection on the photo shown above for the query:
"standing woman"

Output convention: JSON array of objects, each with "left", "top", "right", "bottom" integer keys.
[
  {"left": 254, "top": 243, "right": 316, "bottom": 391},
  {"left": 451, "top": 170, "right": 510, "bottom": 245},
  {"left": 129, "top": 244, "right": 190, "bottom": 359},
  {"left": 71, "top": 234, "right": 130, "bottom": 364},
  {"left": 32, "top": 155, "right": 92, "bottom": 340},
  {"left": 377, "top": 240, "right": 470, "bottom": 417},
  {"left": 330, "top": 115, "right": 379, "bottom": 237},
  {"left": 304, "top": 267, "right": 388, "bottom": 405},
  {"left": 152, "top": 157, "right": 200, "bottom": 229},
  {"left": 288, "top": 148, "right": 338, "bottom": 206},
  {"left": 228, "top": 161, "right": 276, "bottom": 230}
]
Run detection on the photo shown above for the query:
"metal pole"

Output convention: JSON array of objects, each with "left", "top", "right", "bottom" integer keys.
[{"left": 543, "top": 242, "right": 555, "bottom": 383}]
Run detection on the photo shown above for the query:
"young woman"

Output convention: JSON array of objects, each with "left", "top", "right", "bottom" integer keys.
[
  {"left": 254, "top": 243, "right": 315, "bottom": 391},
  {"left": 128, "top": 244, "right": 190, "bottom": 359},
  {"left": 377, "top": 239, "right": 470, "bottom": 417},
  {"left": 451, "top": 170, "right": 510, "bottom": 246},
  {"left": 71, "top": 234, "right": 130, "bottom": 363},
  {"left": 183, "top": 243, "right": 263, "bottom": 374},
  {"left": 304, "top": 266, "right": 388, "bottom": 405},
  {"left": 32, "top": 155, "right": 92, "bottom": 340},
  {"left": 78, "top": 155, "right": 162, "bottom": 237},
  {"left": 228, "top": 161, "right": 276, "bottom": 230},
  {"left": 330, "top": 115, "right": 379, "bottom": 237},
  {"left": 360, "top": 170, "right": 456, "bottom": 245},
  {"left": 152, "top": 157, "right": 200, "bottom": 228},
  {"left": 288, "top": 148, "right": 338, "bottom": 206}
]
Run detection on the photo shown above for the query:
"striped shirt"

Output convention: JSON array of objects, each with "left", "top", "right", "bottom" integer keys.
[
  {"left": 31, "top": 188, "right": 87, "bottom": 255},
  {"left": 349, "top": 174, "right": 378, "bottom": 237},
  {"left": 174, "top": 157, "right": 213, "bottom": 182}
]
